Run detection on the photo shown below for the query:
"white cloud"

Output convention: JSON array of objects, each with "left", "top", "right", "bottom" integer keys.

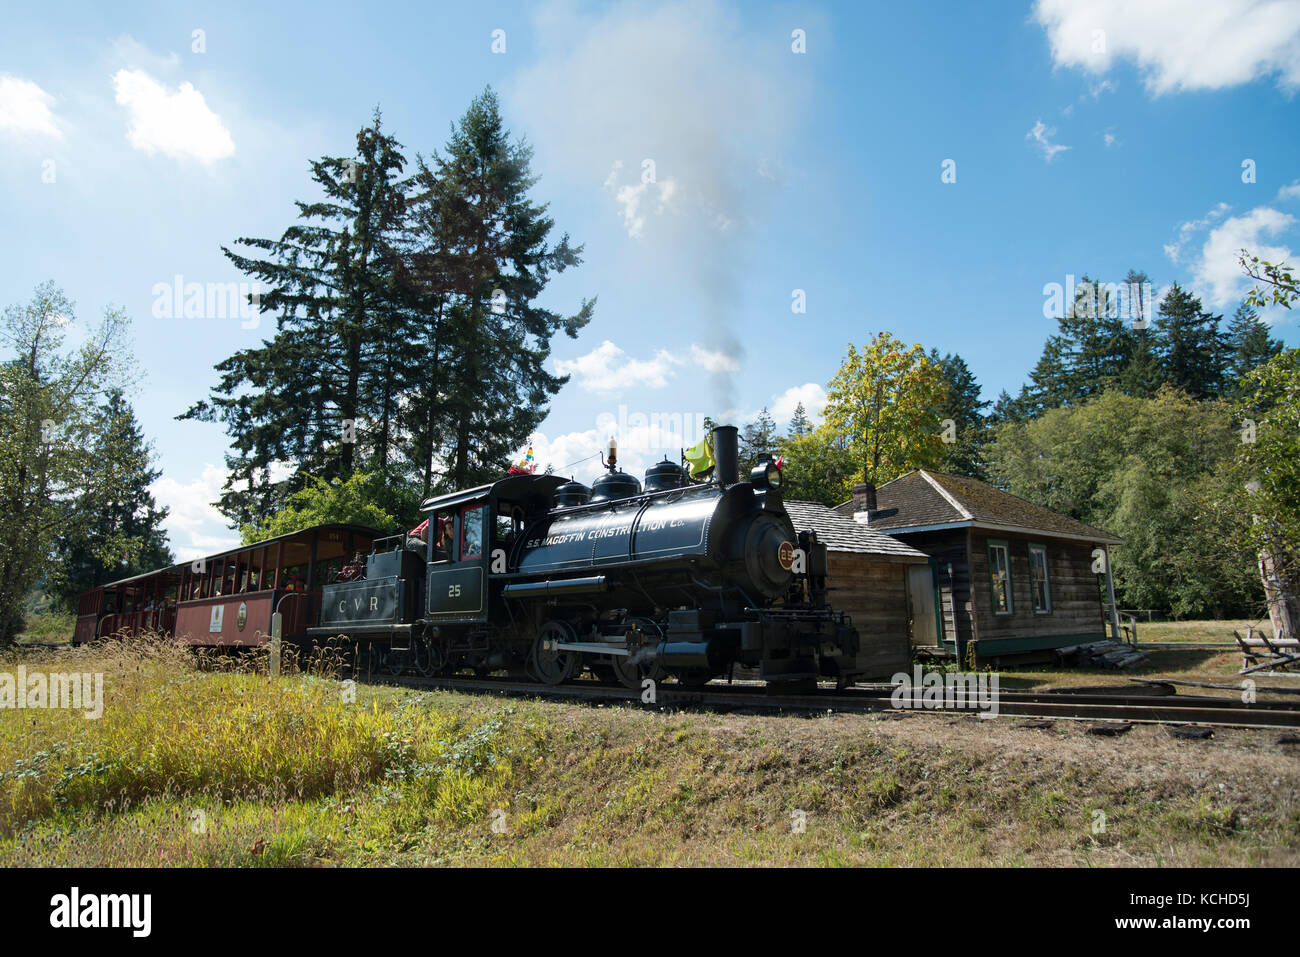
[
  {"left": 1027, "top": 119, "right": 1070, "bottom": 162},
  {"left": 0, "top": 75, "right": 61, "bottom": 138},
  {"left": 112, "top": 68, "right": 234, "bottom": 162},
  {"left": 770, "top": 383, "right": 827, "bottom": 428},
  {"left": 554, "top": 340, "right": 681, "bottom": 392},
  {"left": 556, "top": 340, "right": 746, "bottom": 393},
  {"left": 151, "top": 463, "right": 239, "bottom": 562},
  {"left": 1193, "top": 206, "right": 1295, "bottom": 308},
  {"left": 1165, "top": 201, "right": 1231, "bottom": 263},
  {"left": 1034, "top": 0, "right": 1300, "bottom": 94},
  {"left": 689, "top": 345, "right": 740, "bottom": 375},
  {"left": 1103, "top": 130, "right": 1117, "bottom": 147},
  {"left": 1278, "top": 180, "right": 1300, "bottom": 202},
  {"left": 605, "top": 168, "right": 681, "bottom": 238},
  {"left": 526, "top": 418, "right": 698, "bottom": 483}
]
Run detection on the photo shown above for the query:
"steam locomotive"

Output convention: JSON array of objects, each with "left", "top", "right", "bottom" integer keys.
[{"left": 308, "top": 425, "right": 862, "bottom": 689}]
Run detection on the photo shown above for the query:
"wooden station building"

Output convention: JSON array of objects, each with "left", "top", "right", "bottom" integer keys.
[
  {"left": 785, "top": 500, "right": 931, "bottom": 679},
  {"left": 834, "top": 470, "right": 1123, "bottom": 664}
]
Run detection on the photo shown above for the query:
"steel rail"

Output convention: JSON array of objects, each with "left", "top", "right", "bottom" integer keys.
[{"left": 363, "top": 673, "right": 1300, "bottom": 731}]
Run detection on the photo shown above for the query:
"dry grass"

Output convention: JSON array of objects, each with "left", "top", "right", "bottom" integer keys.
[
  {"left": 1133, "top": 619, "right": 1271, "bottom": 644},
  {"left": 995, "top": 645, "right": 1298, "bottom": 699},
  {"left": 1, "top": 636, "right": 1297, "bottom": 866}
]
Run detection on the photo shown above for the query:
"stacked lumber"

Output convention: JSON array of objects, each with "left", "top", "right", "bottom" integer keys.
[{"left": 1056, "top": 640, "right": 1149, "bottom": 670}]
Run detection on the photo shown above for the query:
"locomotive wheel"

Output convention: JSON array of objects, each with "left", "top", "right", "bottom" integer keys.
[
  {"left": 612, "top": 618, "right": 666, "bottom": 690},
  {"left": 385, "top": 647, "right": 407, "bottom": 676},
  {"left": 412, "top": 635, "right": 447, "bottom": 677},
  {"left": 611, "top": 656, "right": 665, "bottom": 691},
  {"left": 530, "top": 621, "right": 580, "bottom": 686}
]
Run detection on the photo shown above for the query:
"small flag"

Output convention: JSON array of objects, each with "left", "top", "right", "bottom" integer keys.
[
  {"left": 512, "top": 441, "right": 537, "bottom": 474},
  {"left": 684, "top": 434, "right": 715, "bottom": 477}
]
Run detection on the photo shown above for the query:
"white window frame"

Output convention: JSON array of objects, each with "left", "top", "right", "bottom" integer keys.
[{"left": 1028, "top": 543, "right": 1052, "bottom": 615}]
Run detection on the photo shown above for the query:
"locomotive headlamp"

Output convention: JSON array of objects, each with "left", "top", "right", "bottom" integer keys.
[{"left": 750, "top": 460, "right": 782, "bottom": 489}]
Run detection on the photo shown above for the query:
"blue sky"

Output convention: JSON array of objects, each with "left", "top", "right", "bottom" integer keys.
[{"left": 2, "top": 0, "right": 1298, "bottom": 559}]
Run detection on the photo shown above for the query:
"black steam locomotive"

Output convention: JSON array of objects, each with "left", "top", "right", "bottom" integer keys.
[{"left": 308, "top": 426, "right": 862, "bottom": 689}]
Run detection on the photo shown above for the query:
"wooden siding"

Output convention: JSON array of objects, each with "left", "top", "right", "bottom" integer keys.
[
  {"left": 890, "top": 530, "right": 973, "bottom": 649},
  {"left": 966, "top": 531, "right": 1106, "bottom": 649},
  {"left": 827, "top": 553, "right": 912, "bottom": 679}
]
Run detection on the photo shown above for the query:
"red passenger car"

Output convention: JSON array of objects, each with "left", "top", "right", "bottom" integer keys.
[{"left": 73, "top": 524, "right": 383, "bottom": 647}]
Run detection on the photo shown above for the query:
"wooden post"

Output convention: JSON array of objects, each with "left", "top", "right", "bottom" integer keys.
[
  {"left": 270, "top": 611, "right": 282, "bottom": 678},
  {"left": 1103, "top": 545, "right": 1121, "bottom": 643}
]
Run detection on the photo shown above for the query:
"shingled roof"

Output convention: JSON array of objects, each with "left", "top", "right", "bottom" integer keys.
[
  {"left": 833, "top": 470, "right": 1122, "bottom": 545},
  {"left": 785, "top": 500, "right": 930, "bottom": 562}
]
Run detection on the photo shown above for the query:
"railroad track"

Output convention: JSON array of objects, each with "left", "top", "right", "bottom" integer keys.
[{"left": 365, "top": 672, "right": 1300, "bottom": 731}]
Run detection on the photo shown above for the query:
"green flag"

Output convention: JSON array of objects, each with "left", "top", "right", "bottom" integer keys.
[{"left": 684, "top": 434, "right": 714, "bottom": 477}]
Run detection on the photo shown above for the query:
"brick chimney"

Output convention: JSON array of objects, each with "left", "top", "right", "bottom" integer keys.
[{"left": 851, "top": 481, "right": 878, "bottom": 521}]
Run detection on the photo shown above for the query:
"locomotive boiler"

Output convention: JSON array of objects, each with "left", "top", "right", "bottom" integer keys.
[{"left": 310, "top": 425, "right": 865, "bottom": 690}]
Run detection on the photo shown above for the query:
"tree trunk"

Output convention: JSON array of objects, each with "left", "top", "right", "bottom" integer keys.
[{"left": 1258, "top": 540, "right": 1299, "bottom": 641}]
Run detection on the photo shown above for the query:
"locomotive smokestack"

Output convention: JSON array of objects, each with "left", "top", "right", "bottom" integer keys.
[{"left": 712, "top": 424, "right": 739, "bottom": 486}]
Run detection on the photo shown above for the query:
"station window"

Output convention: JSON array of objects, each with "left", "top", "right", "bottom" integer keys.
[
  {"left": 1029, "top": 544, "right": 1052, "bottom": 614},
  {"left": 988, "top": 541, "right": 1013, "bottom": 615}
]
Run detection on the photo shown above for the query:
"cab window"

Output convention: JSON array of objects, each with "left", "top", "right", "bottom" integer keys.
[
  {"left": 460, "top": 504, "right": 484, "bottom": 560},
  {"left": 431, "top": 510, "right": 455, "bottom": 563}
]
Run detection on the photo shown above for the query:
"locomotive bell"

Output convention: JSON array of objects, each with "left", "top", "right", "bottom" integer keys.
[{"left": 644, "top": 457, "right": 686, "bottom": 492}]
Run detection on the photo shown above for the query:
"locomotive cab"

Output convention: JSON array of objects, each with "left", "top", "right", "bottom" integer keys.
[{"left": 420, "top": 475, "right": 567, "bottom": 623}]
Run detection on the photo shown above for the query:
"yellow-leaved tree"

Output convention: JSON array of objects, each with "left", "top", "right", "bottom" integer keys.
[{"left": 823, "top": 332, "right": 947, "bottom": 490}]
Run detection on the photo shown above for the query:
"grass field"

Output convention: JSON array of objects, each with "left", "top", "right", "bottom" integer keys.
[
  {"left": 1129, "top": 619, "right": 1271, "bottom": 644},
  {"left": 1, "top": 636, "right": 1297, "bottom": 866}
]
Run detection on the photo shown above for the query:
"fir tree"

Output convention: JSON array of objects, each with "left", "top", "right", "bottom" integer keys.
[
  {"left": 930, "top": 349, "right": 990, "bottom": 478},
  {"left": 51, "top": 390, "right": 172, "bottom": 606},
  {"left": 787, "top": 402, "right": 810, "bottom": 438},
  {"left": 405, "top": 88, "right": 593, "bottom": 490},
  {"left": 1156, "top": 283, "right": 1227, "bottom": 400},
  {"left": 180, "top": 110, "right": 412, "bottom": 525},
  {"left": 1224, "top": 302, "right": 1282, "bottom": 394},
  {"left": 739, "top": 407, "right": 778, "bottom": 471}
]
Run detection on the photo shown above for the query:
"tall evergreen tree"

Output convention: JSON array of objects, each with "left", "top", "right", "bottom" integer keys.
[
  {"left": 404, "top": 88, "right": 593, "bottom": 491},
  {"left": 180, "top": 111, "right": 412, "bottom": 526},
  {"left": 1224, "top": 302, "right": 1282, "bottom": 395},
  {"left": 50, "top": 389, "right": 172, "bottom": 607},
  {"left": 739, "top": 407, "right": 778, "bottom": 471},
  {"left": 1155, "top": 283, "right": 1227, "bottom": 400},
  {"left": 787, "top": 402, "right": 810, "bottom": 438},
  {"left": 930, "top": 349, "right": 990, "bottom": 478},
  {"left": 1065, "top": 275, "right": 1130, "bottom": 399}
]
